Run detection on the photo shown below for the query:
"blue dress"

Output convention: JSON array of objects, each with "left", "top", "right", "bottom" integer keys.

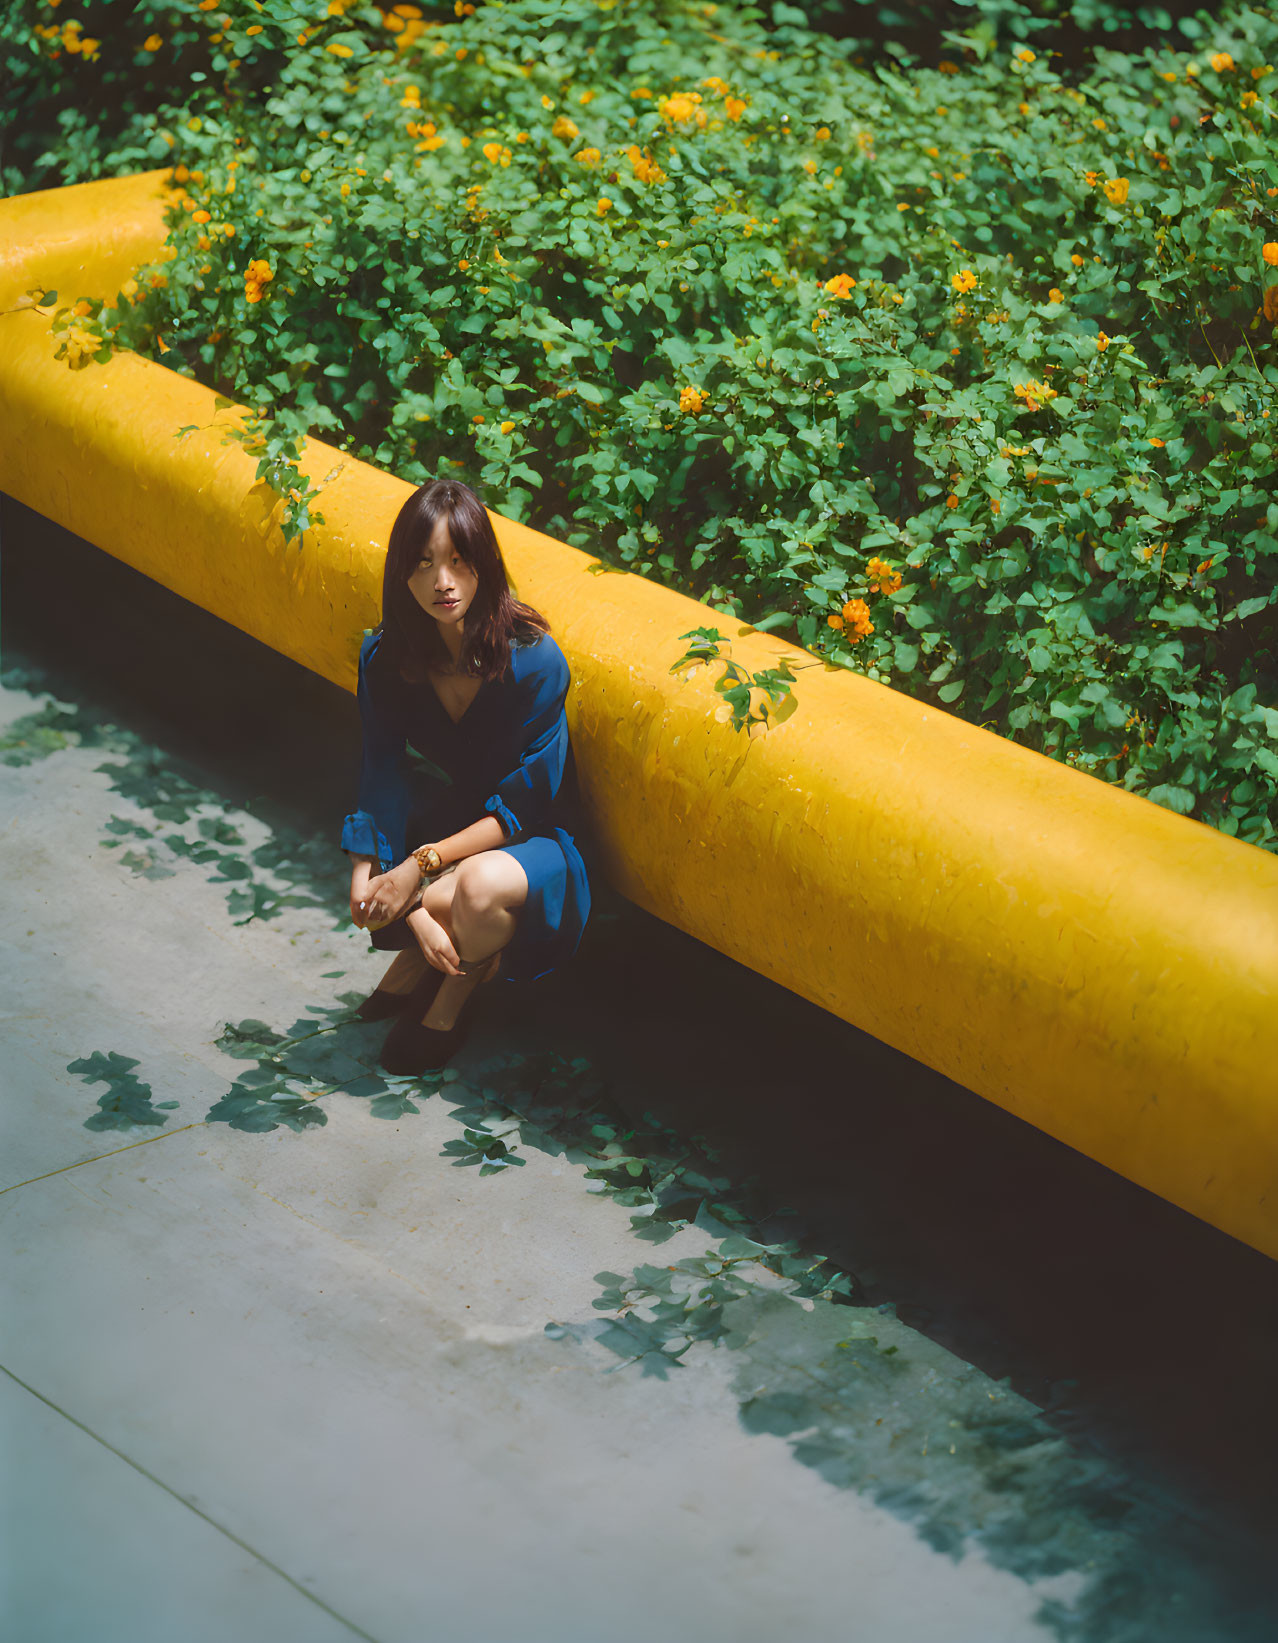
[{"left": 340, "top": 627, "right": 592, "bottom": 984}]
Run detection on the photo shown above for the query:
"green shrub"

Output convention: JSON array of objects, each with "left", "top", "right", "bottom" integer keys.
[{"left": 8, "top": 0, "right": 1278, "bottom": 847}]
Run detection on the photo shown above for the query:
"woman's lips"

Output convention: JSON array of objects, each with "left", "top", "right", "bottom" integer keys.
[{"left": 436, "top": 598, "right": 458, "bottom": 607}]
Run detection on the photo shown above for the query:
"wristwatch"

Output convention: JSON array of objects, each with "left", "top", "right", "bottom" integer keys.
[{"left": 413, "top": 844, "right": 443, "bottom": 882}]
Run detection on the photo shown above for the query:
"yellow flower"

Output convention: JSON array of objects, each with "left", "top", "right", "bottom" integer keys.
[
  {"left": 326, "top": 42, "right": 353, "bottom": 57},
  {"left": 192, "top": 209, "right": 211, "bottom": 224},
  {"left": 1263, "top": 243, "right": 1278, "bottom": 266},
  {"left": 823, "top": 273, "right": 856, "bottom": 298},
  {"left": 551, "top": 115, "right": 579, "bottom": 140},
  {"left": 500, "top": 420, "right": 515, "bottom": 434},
  {"left": 1012, "top": 379, "right": 1059, "bottom": 411},
  {"left": 724, "top": 96, "right": 746, "bottom": 121},
  {"left": 1048, "top": 287, "right": 1063, "bottom": 303},
  {"left": 61, "top": 324, "right": 104, "bottom": 367},
  {"left": 574, "top": 146, "right": 602, "bottom": 167},
  {"left": 950, "top": 268, "right": 977, "bottom": 293},
  {"left": 246, "top": 24, "right": 263, "bottom": 35},
  {"left": 144, "top": 34, "right": 163, "bottom": 52},
  {"left": 596, "top": 197, "right": 612, "bottom": 216},
  {"left": 1070, "top": 253, "right": 1085, "bottom": 266},
  {"left": 1242, "top": 90, "right": 1258, "bottom": 108},
  {"left": 1103, "top": 178, "right": 1129, "bottom": 205},
  {"left": 660, "top": 93, "right": 706, "bottom": 129},
  {"left": 482, "top": 142, "right": 512, "bottom": 166},
  {"left": 626, "top": 144, "right": 666, "bottom": 185},
  {"left": 243, "top": 258, "right": 274, "bottom": 305},
  {"left": 678, "top": 385, "right": 709, "bottom": 415},
  {"left": 1210, "top": 52, "right": 1234, "bottom": 73},
  {"left": 1096, "top": 331, "right": 1110, "bottom": 351},
  {"left": 1015, "top": 48, "right": 1035, "bottom": 63}
]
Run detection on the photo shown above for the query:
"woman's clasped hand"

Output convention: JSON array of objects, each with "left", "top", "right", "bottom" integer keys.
[{"left": 349, "top": 856, "right": 420, "bottom": 930}]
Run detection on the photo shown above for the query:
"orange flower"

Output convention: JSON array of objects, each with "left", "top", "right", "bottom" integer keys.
[
  {"left": 1210, "top": 52, "right": 1234, "bottom": 73},
  {"left": 865, "top": 557, "right": 902, "bottom": 594},
  {"left": 823, "top": 273, "right": 856, "bottom": 299},
  {"left": 1262, "top": 285, "right": 1278, "bottom": 322},
  {"left": 1096, "top": 331, "right": 1110, "bottom": 351},
  {"left": 1149, "top": 436, "right": 1165, "bottom": 447},
  {"left": 1048, "top": 287, "right": 1063, "bottom": 303},
  {"left": 840, "top": 598, "right": 874, "bottom": 638},
  {"left": 1103, "top": 177, "right": 1129, "bottom": 205},
  {"left": 950, "top": 268, "right": 977, "bottom": 293},
  {"left": 1070, "top": 253, "right": 1084, "bottom": 266},
  {"left": 1263, "top": 243, "right": 1278, "bottom": 266}
]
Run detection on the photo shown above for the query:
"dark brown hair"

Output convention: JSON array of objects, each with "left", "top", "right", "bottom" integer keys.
[{"left": 376, "top": 478, "right": 550, "bottom": 686}]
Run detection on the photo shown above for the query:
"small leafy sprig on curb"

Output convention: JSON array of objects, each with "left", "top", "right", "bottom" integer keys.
[
  {"left": 671, "top": 625, "right": 802, "bottom": 732},
  {"left": 176, "top": 400, "right": 343, "bottom": 550}
]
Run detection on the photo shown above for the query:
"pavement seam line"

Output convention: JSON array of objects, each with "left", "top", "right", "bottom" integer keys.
[
  {"left": 0, "top": 1121, "right": 209, "bottom": 1195},
  {"left": 0, "top": 1361, "right": 385, "bottom": 1643}
]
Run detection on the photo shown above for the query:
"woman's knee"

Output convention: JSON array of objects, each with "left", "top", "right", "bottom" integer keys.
[{"left": 452, "top": 850, "right": 528, "bottom": 915}]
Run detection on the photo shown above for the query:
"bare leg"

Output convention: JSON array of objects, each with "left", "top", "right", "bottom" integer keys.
[
  {"left": 420, "top": 913, "right": 515, "bottom": 1025},
  {"left": 373, "top": 870, "right": 463, "bottom": 992},
  {"left": 418, "top": 855, "right": 527, "bottom": 1030}
]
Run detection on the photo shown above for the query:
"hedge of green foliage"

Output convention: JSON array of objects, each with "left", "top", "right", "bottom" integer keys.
[{"left": 6, "top": 0, "right": 1278, "bottom": 849}]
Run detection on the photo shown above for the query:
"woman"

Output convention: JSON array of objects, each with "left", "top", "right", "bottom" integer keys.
[{"left": 342, "top": 478, "right": 593, "bottom": 1075}]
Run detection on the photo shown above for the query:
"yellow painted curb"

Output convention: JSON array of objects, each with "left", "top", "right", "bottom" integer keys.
[{"left": 3, "top": 172, "right": 1277, "bottom": 1259}]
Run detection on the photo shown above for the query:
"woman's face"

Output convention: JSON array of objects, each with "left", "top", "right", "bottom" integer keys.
[{"left": 406, "top": 514, "right": 479, "bottom": 633}]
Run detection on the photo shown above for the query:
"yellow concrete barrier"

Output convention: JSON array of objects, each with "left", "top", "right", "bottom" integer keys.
[{"left": 3, "top": 171, "right": 1277, "bottom": 1258}]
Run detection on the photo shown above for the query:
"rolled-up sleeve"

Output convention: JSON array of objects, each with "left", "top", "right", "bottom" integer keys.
[
  {"left": 341, "top": 634, "right": 406, "bottom": 873},
  {"left": 482, "top": 645, "right": 571, "bottom": 842}
]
